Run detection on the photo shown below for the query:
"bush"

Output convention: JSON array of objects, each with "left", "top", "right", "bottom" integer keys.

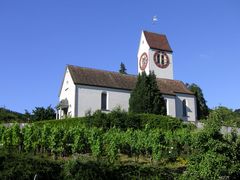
[
  {"left": 84, "top": 109, "right": 183, "bottom": 131},
  {"left": 63, "top": 159, "right": 180, "bottom": 179},
  {"left": 0, "top": 150, "right": 63, "bottom": 180},
  {"left": 0, "top": 150, "right": 183, "bottom": 180},
  {"left": 42, "top": 109, "right": 183, "bottom": 131},
  {"left": 181, "top": 114, "right": 240, "bottom": 179}
]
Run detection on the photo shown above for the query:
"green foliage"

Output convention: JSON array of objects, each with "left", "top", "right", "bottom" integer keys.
[
  {"left": 0, "top": 150, "right": 63, "bottom": 180},
  {"left": 0, "top": 125, "right": 5, "bottom": 144},
  {"left": 63, "top": 158, "right": 179, "bottom": 180},
  {"left": 88, "top": 127, "right": 103, "bottom": 159},
  {"left": 2, "top": 111, "right": 239, "bottom": 179},
  {"left": 0, "top": 149, "right": 180, "bottom": 180},
  {"left": 207, "top": 106, "right": 240, "bottom": 127},
  {"left": 11, "top": 124, "right": 22, "bottom": 148},
  {"left": 129, "top": 71, "right": 166, "bottom": 115},
  {"left": 187, "top": 83, "right": 209, "bottom": 119},
  {"left": 0, "top": 107, "right": 26, "bottom": 122},
  {"left": 32, "top": 105, "right": 56, "bottom": 121},
  {"left": 182, "top": 111, "right": 240, "bottom": 179},
  {"left": 87, "top": 110, "right": 109, "bottom": 130},
  {"left": 103, "top": 128, "right": 121, "bottom": 163},
  {"left": 0, "top": 115, "right": 190, "bottom": 164},
  {"left": 235, "top": 108, "right": 240, "bottom": 113},
  {"left": 119, "top": 62, "right": 127, "bottom": 74},
  {"left": 49, "top": 126, "right": 65, "bottom": 158}
]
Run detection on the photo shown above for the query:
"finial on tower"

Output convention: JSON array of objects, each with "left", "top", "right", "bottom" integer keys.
[{"left": 152, "top": 15, "right": 158, "bottom": 24}]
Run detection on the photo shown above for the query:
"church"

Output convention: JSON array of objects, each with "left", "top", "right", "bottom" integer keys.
[{"left": 57, "top": 31, "right": 197, "bottom": 122}]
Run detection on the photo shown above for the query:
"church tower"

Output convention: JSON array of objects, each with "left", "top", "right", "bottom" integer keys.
[{"left": 137, "top": 31, "right": 173, "bottom": 79}]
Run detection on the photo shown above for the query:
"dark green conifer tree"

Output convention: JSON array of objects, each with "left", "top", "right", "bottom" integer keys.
[
  {"left": 187, "top": 83, "right": 209, "bottom": 119},
  {"left": 119, "top": 62, "right": 127, "bottom": 74},
  {"left": 129, "top": 71, "right": 166, "bottom": 115}
]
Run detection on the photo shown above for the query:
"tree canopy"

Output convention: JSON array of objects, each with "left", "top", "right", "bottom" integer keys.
[
  {"left": 187, "top": 83, "right": 209, "bottom": 119},
  {"left": 182, "top": 110, "right": 240, "bottom": 179},
  {"left": 235, "top": 109, "right": 240, "bottom": 114},
  {"left": 119, "top": 62, "right": 127, "bottom": 74},
  {"left": 129, "top": 71, "right": 166, "bottom": 115},
  {"left": 32, "top": 105, "right": 56, "bottom": 121}
]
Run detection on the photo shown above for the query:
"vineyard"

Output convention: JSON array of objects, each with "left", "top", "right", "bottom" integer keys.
[
  {"left": 0, "top": 110, "right": 240, "bottom": 179},
  {"left": 0, "top": 119, "right": 192, "bottom": 163}
]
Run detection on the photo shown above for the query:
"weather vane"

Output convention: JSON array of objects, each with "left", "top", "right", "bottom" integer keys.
[{"left": 152, "top": 15, "right": 158, "bottom": 24}]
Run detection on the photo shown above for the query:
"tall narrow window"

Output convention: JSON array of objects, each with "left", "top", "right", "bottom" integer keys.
[
  {"left": 164, "top": 99, "right": 168, "bottom": 115},
  {"left": 101, "top": 92, "right": 107, "bottom": 110},
  {"left": 182, "top": 99, "right": 187, "bottom": 117}
]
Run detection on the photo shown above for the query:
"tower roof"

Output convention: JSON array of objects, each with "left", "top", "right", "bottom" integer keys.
[{"left": 144, "top": 31, "right": 173, "bottom": 52}]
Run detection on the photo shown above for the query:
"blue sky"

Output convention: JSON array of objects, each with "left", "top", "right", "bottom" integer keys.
[{"left": 0, "top": 0, "right": 239, "bottom": 113}]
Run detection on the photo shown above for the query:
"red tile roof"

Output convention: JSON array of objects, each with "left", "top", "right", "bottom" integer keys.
[
  {"left": 144, "top": 31, "right": 173, "bottom": 52},
  {"left": 67, "top": 65, "right": 193, "bottom": 96}
]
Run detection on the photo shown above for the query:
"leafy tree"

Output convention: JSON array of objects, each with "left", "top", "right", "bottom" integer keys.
[
  {"left": 181, "top": 110, "right": 240, "bottom": 179},
  {"left": 129, "top": 71, "right": 166, "bottom": 115},
  {"left": 211, "top": 106, "right": 240, "bottom": 127},
  {"left": 32, "top": 105, "right": 56, "bottom": 121},
  {"left": 187, "top": 83, "right": 209, "bottom": 119},
  {"left": 24, "top": 110, "right": 32, "bottom": 122},
  {"left": 234, "top": 109, "right": 240, "bottom": 114},
  {"left": 119, "top": 62, "right": 127, "bottom": 74}
]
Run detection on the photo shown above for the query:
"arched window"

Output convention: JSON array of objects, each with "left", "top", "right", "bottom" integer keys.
[
  {"left": 101, "top": 92, "right": 107, "bottom": 110},
  {"left": 182, "top": 99, "right": 187, "bottom": 117}
]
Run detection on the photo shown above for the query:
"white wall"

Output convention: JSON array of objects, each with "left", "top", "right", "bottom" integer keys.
[
  {"left": 137, "top": 31, "right": 150, "bottom": 74},
  {"left": 175, "top": 93, "right": 197, "bottom": 122},
  {"left": 163, "top": 95, "right": 176, "bottom": 117},
  {"left": 59, "top": 67, "right": 76, "bottom": 118},
  {"left": 76, "top": 85, "right": 131, "bottom": 117},
  {"left": 75, "top": 85, "right": 193, "bottom": 121}
]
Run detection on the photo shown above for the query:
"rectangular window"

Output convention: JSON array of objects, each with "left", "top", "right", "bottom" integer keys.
[
  {"left": 165, "top": 99, "right": 169, "bottom": 115},
  {"left": 101, "top": 92, "right": 107, "bottom": 110},
  {"left": 182, "top": 99, "right": 187, "bottom": 117}
]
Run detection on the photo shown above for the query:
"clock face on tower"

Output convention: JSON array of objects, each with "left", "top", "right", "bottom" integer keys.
[
  {"left": 154, "top": 51, "right": 170, "bottom": 69},
  {"left": 139, "top": 52, "right": 148, "bottom": 71}
]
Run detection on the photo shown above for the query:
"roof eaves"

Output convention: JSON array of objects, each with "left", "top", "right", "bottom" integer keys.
[{"left": 75, "top": 83, "right": 133, "bottom": 91}]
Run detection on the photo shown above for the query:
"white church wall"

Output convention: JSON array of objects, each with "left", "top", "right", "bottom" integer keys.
[
  {"left": 148, "top": 49, "right": 173, "bottom": 79},
  {"left": 59, "top": 67, "right": 76, "bottom": 118},
  {"left": 76, "top": 85, "right": 130, "bottom": 117},
  {"left": 137, "top": 31, "right": 150, "bottom": 74},
  {"left": 175, "top": 93, "right": 197, "bottom": 122},
  {"left": 162, "top": 95, "right": 176, "bottom": 117}
]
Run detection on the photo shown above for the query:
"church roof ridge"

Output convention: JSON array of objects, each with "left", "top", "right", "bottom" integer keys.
[{"left": 67, "top": 64, "right": 137, "bottom": 77}]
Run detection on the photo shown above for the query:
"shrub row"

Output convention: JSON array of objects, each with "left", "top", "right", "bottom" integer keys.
[
  {"left": 35, "top": 108, "right": 187, "bottom": 131},
  {"left": 0, "top": 150, "right": 183, "bottom": 180}
]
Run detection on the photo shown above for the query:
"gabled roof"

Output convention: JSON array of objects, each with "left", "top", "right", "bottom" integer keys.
[
  {"left": 143, "top": 31, "right": 173, "bottom": 52},
  {"left": 67, "top": 65, "right": 193, "bottom": 96}
]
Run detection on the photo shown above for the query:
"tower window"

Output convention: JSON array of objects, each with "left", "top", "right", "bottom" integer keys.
[
  {"left": 101, "top": 92, "right": 107, "bottom": 110},
  {"left": 153, "top": 52, "right": 170, "bottom": 69},
  {"left": 182, "top": 99, "right": 187, "bottom": 117}
]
